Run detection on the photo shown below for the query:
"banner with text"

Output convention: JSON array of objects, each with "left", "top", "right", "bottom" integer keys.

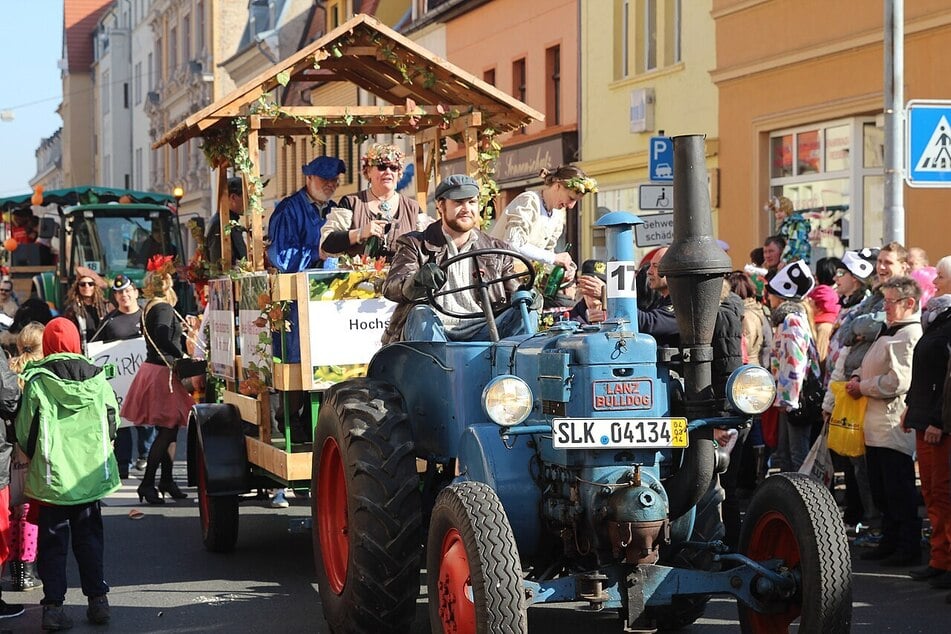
[
  {"left": 88, "top": 337, "right": 147, "bottom": 427},
  {"left": 208, "top": 278, "right": 236, "bottom": 379}
]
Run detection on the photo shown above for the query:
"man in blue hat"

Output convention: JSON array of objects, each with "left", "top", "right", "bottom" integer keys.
[
  {"left": 267, "top": 156, "right": 347, "bottom": 272},
  {"left": 382, "top": 174, "right": 538, "bottom": 343}
]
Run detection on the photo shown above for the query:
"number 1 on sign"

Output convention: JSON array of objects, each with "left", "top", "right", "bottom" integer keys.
[{"left": 606, "top": 261, "right": 638, "bottom": 299}]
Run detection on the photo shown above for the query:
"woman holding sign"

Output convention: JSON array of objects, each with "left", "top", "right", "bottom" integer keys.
[{"left": 121, "top": 256, "right": 196, "bottom": 505}]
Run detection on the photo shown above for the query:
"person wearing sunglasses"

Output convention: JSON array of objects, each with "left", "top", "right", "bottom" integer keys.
[
  {"left": 0, "top": 279, "right": 17, "bottom": 320},
  {"left": 320, "top": 142, "right": 424, "bottom": 261},
  {"left": 62, "top": 274, "right": 110, "bottom": 348},
  {"left": 267, "top": 155, "right": 347, "bottom": 273}
]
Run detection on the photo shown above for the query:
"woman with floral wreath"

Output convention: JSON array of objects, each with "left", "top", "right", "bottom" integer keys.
[
  {"left": 120, "top": 256, "right": 196, "bottom": 505},
  {"left": 489, "top": 164, "right": 597, "bottom": 279},
  {"left": 320, "top": 143, "right": 425, "bottom": 260}
]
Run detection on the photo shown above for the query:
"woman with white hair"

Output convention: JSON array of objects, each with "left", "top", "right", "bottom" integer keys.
[
  {"left": 904, "top": 256, "right": 951, "bottom": 583},
  {"left": 121, "top": 256, "right": 196, "bottom": 505}
]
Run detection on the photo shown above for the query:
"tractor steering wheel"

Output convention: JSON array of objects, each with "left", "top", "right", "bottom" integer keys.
[{"left": 426, "top": 248, "right": 535, "bottom": 320}]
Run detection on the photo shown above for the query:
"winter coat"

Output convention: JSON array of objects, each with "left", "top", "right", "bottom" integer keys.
[
  {"left": 382, "top": 222, "right": 525, "bottom": 344},
  {"left": 741, "top": 296, "right": 771, "bottom": 366},
  {"left": 713, "top": 292, "right": 745, "bottom": 399},
  {"left": 906, "top": 305, "right": 951, "bottom": 432},
  {"left": 854, "top": 319, "right": 922, "bottom": 456},
  {"left": 15, "top": 353, "right": 121, "bottom": 505},
  {"left": 0, "top": 347, "right": 21, "bottom": 489},
  {"left": 769, "top": 300, "right": 820, "bottom": 411}
]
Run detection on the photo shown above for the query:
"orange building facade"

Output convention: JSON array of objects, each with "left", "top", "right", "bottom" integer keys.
[
  {"left": 439, "top": 0, "right": 580, "bottom": 245},
  {"left": 714, "top": 0, "right": 951, "bottom": 262}
]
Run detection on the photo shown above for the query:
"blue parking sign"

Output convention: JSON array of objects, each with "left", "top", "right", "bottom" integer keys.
[
  {"left": 906, "top": 100, "right": 951, "bottom": 187},
  {"left": 649, "top": 136, "right": 673, "bottom": 182}
]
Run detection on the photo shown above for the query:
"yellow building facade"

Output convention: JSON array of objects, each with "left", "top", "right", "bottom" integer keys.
[
  {"left": 714, "top": 0, "right": 951, "bottom": 262},
  {"left": 580, "top": 0, "right": 718, "bottom": 262}
]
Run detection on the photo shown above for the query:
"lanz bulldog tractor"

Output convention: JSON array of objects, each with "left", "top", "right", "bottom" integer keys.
[{"left": 311, "top": 136, "right": 852, "bottom": 633}]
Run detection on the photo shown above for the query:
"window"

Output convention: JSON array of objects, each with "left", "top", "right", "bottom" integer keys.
[
  {"left": 135, "top": 148, "right": 143, "bottom": 189},
  {"left": 123, "top": 83, "right": 129, "bottom": 109},
  {"left": 483, "top": 68, "right": 495, "bottom": 86},
  {"left": 101, "top": 70, "right": 110, "bottom": 114},
  {"left": 665, "top": 0, "right": 681, "bottom": 64},
  {"left": 155, "top": 39, "right": 162, "bottom": 82},
  {"left": 169, "top": 26, "right": 177, "bottom": 72},
  {"left": 621, "top": 0, "right": 630, "bottom": 78},
  {"left": 183, "top": 15, "right": 191, "bottom": 64},
  {"left": 512, "top": 58, "right": 526, "bottom": 134},
  {"left": 545, "top": 46, "right": 561, "bottom": 126},
  {"left": 134, "top": 62, "right": 142, "bottom": 104},
  {"left": 327, "top": 0, "right": 343, "bottom": 29},
  {"left": 147, "top": 53, "right": 153, "bottom": 89},
  {"left": 644, "top": 0, "right": 657, "bottom": 72},
  {"left": 769, "top": 117, "right": 882, "bottom": 254},
  {"left": 196, "top": 1, "right": 204, "bottom": 54}
]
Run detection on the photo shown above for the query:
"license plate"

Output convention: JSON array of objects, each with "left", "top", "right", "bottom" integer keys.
[{"left": 551, "top": 418, "right": 688, "bottom": 449}]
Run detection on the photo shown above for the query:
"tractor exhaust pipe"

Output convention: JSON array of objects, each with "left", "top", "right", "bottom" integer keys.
[{"left": 658, "top": 134, "right": 732, "bottom": 520}]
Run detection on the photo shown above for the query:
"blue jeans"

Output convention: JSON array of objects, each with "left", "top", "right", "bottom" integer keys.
[
  {"left": 38, "top": 501, "right": 108, "bottom": 605},
  {"left": 402, "top": 304, "right": 536, "bottom": 342}
]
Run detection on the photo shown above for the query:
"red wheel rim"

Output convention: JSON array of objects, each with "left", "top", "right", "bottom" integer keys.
[
  {"left": 745, "top": 510, "right": 801, "bottom": 630},
  {"left": 437, "top": 528, "right": 476, "bottom": 634},
  {"left": 318, "top": 437, "right": 349, "bottom": 595}
]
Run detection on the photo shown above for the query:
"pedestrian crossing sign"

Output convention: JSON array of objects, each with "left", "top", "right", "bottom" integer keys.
[{"left": 905, "top": 100, "right": 951, "bottom": 187}]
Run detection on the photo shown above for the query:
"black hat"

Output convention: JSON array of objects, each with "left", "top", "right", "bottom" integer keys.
[
  {"left": 112, "top": 274, "right": 133, "bottom": 293},
  {"left": 767, "top": 260, "right": 815, "bottom": 299},
  {"left": 580, "top": 259, "right": 607, "bottom": 282},
  {"left": 227, "top": 177, "right": 244, "bottom": 196},
  {"left": 435, "top": 174, "right": 480, "bottom": 200}
]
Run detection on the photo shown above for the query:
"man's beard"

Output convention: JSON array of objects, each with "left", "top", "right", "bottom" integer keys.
[{"left": 444, "top": 215, "right": 475, "bottom": 233}]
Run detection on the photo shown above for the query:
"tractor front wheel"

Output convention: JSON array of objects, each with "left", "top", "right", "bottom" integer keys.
[
  {"left": 312, "top": 379, "right": 421, "bottom": 634},
  {"left": 427, "top": 481, "right": 527, "bottom": 634},
  {"left": 737, "top": 472, "right": 852, "bottom": 633}
]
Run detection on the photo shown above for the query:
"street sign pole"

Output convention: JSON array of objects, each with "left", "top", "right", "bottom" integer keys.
[{"left": 884, "top": 0, "right": 905, "bottom": 244}]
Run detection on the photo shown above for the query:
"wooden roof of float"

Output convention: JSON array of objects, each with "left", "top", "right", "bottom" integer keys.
[{"left": 153, "top": 13, "right": 543, "bottom": 149}]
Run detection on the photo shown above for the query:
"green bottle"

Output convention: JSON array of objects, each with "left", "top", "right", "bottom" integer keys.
[{"left": 543, "top": 243, "right": 571, "bottom": 299}]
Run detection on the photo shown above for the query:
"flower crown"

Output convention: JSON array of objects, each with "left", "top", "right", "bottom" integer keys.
[
  {"left": 147, "top": 254, "right": 176, "bottom": 276},
  {"left": 361, "top": 143, "right": 404, "bottom": 170},
  {"left": 562, "top": 175, "right": 598, "bottom": 195}
]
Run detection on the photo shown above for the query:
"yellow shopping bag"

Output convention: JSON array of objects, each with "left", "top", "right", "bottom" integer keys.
[{"left": 828, "top": 381, "right": 867, "bottom": 457}]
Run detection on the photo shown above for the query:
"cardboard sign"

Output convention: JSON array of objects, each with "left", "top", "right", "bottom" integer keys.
[
  {"left": 207, "top": 278, "right": 236, "bottom": 379},
  {"left": 87, "top": 337, "right": 147, "bottom": 427}
]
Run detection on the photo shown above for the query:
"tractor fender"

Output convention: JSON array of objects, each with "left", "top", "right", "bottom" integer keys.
[
  {"left": 456, "top": 423, "right": 541, "bottom": 558},
  {"left": 187, "top": 404, "right": 250, "bottom": 495}
]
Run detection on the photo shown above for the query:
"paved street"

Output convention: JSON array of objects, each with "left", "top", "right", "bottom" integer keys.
[{"left": 2, "top": 447, "right": 948, "bottom": 633}]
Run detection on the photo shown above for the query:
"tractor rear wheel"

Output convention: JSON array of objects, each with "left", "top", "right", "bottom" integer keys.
[
  {"left": 312, "top": 379, "right": 421, "bottom": 634},
  {"left": 196, "top": 440, "right": 239, "bottom": 553},
  {"left": 427, "top": 481, "right": 527, "bottom": 634},
  {"left": 738, "top": 472, "right": 851, "bottom": 633}
]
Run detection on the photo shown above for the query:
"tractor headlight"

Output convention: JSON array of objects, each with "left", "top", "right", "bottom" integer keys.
[
  {"left": 483, "top": 376, "right": 533, "bottom": 427},
  {"left": 725, "top": 365, "right": 776, "bottom": 415}
]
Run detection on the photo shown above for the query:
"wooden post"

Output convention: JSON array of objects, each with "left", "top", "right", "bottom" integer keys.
[
  {"left": 463, "top": 125, "right": 479, "bottom": 177},
  {"left": 247, "top": 116, "right": 264, "bottom": 270},
  {"left": 216, "top": 167, "right": 231, "bottom": 270},
  {"left": 414, "top": 139, "right": 428, "bottom": 211}
]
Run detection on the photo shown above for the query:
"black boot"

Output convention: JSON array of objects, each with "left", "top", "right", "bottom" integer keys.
[
  {"left": 10, "top": 560, "right": 40, "bottom": 592},
  {"left": 158, "top": 479, "right": 188, "bottom": 499}
]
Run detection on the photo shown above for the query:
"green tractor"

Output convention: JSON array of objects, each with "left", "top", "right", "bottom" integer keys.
[{"left": 0, "top": 187, "right": 192, "bottom": 313}]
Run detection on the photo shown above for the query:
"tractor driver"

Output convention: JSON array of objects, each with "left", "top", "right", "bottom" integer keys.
[{"left": 382, "top": 174, "right": 538, "bottom": 343}]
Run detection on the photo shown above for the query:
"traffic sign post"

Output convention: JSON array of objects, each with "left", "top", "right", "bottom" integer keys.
[
  {"left": 649, "top": 136, "right": 673, "bottom": 182},
  {"left": 905, "top": 99, "right": 951, "bottom": 187}
]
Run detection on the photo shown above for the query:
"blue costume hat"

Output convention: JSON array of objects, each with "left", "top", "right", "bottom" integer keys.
[{"left": 302, "top": 156, "right": 346, "bottom": 179}]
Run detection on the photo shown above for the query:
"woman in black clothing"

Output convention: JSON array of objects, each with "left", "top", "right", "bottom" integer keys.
[
  {"left": 120, "top": 257, "right": 196, "bottom": 504},
  {"left": 62, "top": 274, "right": 110, "bottom": 349},
  {"left": 904, "top": 256, "right": 951, "bottom": 584}
]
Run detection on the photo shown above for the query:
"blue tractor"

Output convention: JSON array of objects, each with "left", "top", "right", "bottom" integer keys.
[{"left": 311, "top": 136, "right": 851, "bottom": 633}]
